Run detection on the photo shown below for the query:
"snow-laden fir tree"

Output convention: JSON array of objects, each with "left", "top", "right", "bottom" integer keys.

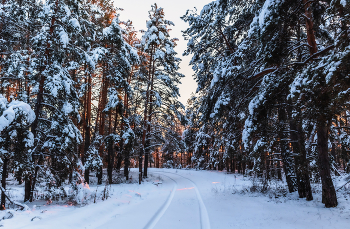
[
  {"left": 28, "top": 0, "right": 87, "bottom": 201},
  {"left": 101, "top": 15, "right": 139, "bottom": 183},
  {"left": 0, "top": 95, "right": 35, "bottom": 208},
  {"left": 140, "top": 4, "right": 185, "bottom": 178},
  {"left": 182, "top": 0, "right": 259, "bottom": 172},
  {"left": 0, "top": 0, "right": 42, "bottom": 102},
  {"left": 182, "top": 0, "right": 350, "bottom": 207}
]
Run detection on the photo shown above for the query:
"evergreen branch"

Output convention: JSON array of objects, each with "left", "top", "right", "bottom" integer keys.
[
  {"left": 42, "top": 103, "right": 59, "bottom": 111},
  {"left": 288, "top": 43, "right": 312, "bottom": 53},
  {"left": 251, "top": 67, "right": 278, "bottom": 80},
  {"left": 294, "top": 45, "right": 335, "bottom": 66},
  {"left": 291, "top": 0, "right": 316, "bottom": 15}
]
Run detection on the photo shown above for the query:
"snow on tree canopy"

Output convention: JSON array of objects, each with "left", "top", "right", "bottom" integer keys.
[
  {"left": 258, "top": 0, "right": 275, "bottom": 31},
  {"left": 0, "top": 95, "right": 35, "bottom": 132},
  {"left": 248, "top": 0, "right": 277, "bottom": 36},
  {"left": 122, "top": 127, "right": 135, "bottom": 145},
  {"left": 69, "top": 18, "right": 81, "bottom": 31},
  {"left": 341, "top": 0, "right": 347, "bottom": 7}
]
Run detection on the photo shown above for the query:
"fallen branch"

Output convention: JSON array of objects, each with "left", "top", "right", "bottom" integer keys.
[
  {"left": 0, "top": 187, "right": 29, "bottom": 211},
  {"left": 336, "top": 179, "right": 350, "bottom": 192}
]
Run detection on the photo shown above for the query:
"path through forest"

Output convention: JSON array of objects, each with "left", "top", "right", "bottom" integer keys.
[{"left": 3, "top": 169, "right": 350, "bottom": 229}]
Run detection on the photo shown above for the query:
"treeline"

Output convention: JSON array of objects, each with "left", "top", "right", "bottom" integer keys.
[
  {"left": 182, "top": 0, "right": 350, "bottom": 208},
  {"left": 0, "top": 0, "right": 185, "bottom": 209}
]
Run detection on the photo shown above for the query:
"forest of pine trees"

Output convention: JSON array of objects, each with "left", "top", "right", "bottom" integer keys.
[
  {"left": 0, "top": 1, "right": 185, "bottom": 209},
  {"left": 1, "top": 0, "right": 350, "bottom": 211},
  {"left": 182, "top": 0, "right": 350, "bottom": 208}
]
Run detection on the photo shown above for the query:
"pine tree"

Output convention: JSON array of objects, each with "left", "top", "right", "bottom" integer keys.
[
  {"left": 183, "top": 0, "right": 350, "bottom": 207},
  {"left": 140, "top": 4, "right": 185, "bottom": 177},
  {"left": 102, "top": 16, "right": 138, "bottom": 183},
  {"left": 0, "top": 95, "right": 34, "bottom": 209},
  {"left": 28, "top": 0, "right": 87, "bottom": 201}
]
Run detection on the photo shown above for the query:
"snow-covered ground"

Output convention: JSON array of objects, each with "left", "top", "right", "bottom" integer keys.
[{"left": 1, "top": 168, "right": 350, "bottom": 228}]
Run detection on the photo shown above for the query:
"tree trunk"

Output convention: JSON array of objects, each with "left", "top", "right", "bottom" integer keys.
[
  {"left": 238, "top": 160, "right": 241, "bottom": 174},
  {"left": 116, "top": 153, "right": 122, "bottom": 171},
  {"left": 123, "top": 151, "right": 130, "bottom": 180},
  {"left": 232, "top": 158, "right": 236, "bottom": 173},
  {"left": 24, "top": 176, "right": 31, "bottom": 202},
  {"left": 338, "top": 3, "right": 349, "bottom": 47},
  {"left": 1, "top": 158, "right": 8, "bottom": 210},
  {"left": 276, "top": 160, "right": 282, "bottom": 180},
  {"left": 97, "top": 66, "right": 109, "bottom": 185},
  {"left": 303, "top": 0, "right": 318, "bottom": 55},
  {"left": 150, "top": 154, "right": 152, "bottom": 169},
  {"left": 317, "top": 118, "right": 337, "bottom": 207},
  {"left": 144, "top": 46, "right": 156, "bottom": 178},
  {"left": 140, "top": 64, "right": 152, "bottom": 182},
  {"left": 156, "top": 152, "right": 159, "bottom": 168},
  {"left": 280, "top": 104, "right": 297, "bottom": 193},
  {"left": 258, "top": 108, "right": 268, "bottom": 179},
  {"left": 84, "top": 71, "right": 92, "bottom": 184},
  {"left": 107, "top": 141, "right": 114, "bottom": 184},
  {"left": 144, "top": 150, "right": 149, "bottom": 177},
  {"left": 107, "top": 110, "right": 114, "bottom": 184},
  {"left": 139, "top": 153, "right": 143, "bottom": 184},
  {"left": 30, "top": 155, "right": 44, "bottom": 202},
  {"left": 290, "top": 119, "right": 313, "bottom": 200},
  {"left": 242, "top": 161, "right": 246, "bottom": 175}
]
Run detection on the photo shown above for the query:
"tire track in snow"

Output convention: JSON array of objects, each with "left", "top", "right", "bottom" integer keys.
[
  {"left": 152, "top": 171, "right": 211, "bottom": 229},
  {"left": 143, "top": 174, "right": 177, "bottom": 229}
]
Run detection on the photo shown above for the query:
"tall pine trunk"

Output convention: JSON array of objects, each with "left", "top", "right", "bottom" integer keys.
[
  {"left": 289, "top": 117, "right": 313, "bottom": 200},
  {"left": 279, "top": 103, "right": 297, "bottom": 193},
  {"left": 84, "top": 70, "right": 92, "bottom": 184},
  {"left": 97, "top": 65, "right": 108, "bottom": 185},
  {"left": 122, "top": 79, "right": 130, "bottom": 180},
  {"left": 140, "top": 46, "right": 154, "bottom": 183},
  {"left": 107, "top": 111, "right": 114, "bottom": 184},
  {"left": 257, "top": 108, "right": 268, "bottom": 180},
  {"left": 303, "top": 0, "right": 318, "bottom": 55},
  {"left": 1, "top": 158, "right": 8, "bottom": 210},
  {"left": 317, "top": 118, "right": 337, "bottom": 207},
  {"left": 144, "top": 46, "right": 156, "bottom": 178}
]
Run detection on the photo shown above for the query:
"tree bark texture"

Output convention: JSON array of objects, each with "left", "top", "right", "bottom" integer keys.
[
  {"left": 97, "top": 66, "right": 109, "bottom": 185},
  {"left": 303, "top": 0, "right": 318, "bottom": 55},
  {"left": 290, "top": 119, "right": 313, "bottom": 200},
  {"left": 84, "top": 71, "right": 92, "bottom": 184},
  {"left": 1, "top": 158, "right": 8, "bottom": 210},
  {"left": 144, "top": 45, "right": 156, "bottom": 178},
  {"left": 317, "top": 118, "right": 337, "bottom": 207}
]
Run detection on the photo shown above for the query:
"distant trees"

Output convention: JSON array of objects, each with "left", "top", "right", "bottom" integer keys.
[{"left": 183, "top": 0, "right": 350, "bottom": 208}]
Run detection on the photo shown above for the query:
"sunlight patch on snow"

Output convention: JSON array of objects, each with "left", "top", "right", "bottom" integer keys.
[{"left": 177, "top": 187, "right": 194, "bottom": 191}]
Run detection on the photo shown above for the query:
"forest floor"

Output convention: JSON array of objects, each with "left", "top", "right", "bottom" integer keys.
[{"left": 1, "top": 168, "right": 350, "bottom": 229}]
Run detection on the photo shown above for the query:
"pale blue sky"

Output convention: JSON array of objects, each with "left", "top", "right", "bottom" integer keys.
[{"left": 115, "top": 0, "right": 212, "bottom": 106}]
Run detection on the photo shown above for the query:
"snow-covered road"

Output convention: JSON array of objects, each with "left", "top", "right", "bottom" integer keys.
[
  {"left": 3, "top": 168, "right": 350, "bottom": 229},
  {"left": 148, "top": 171, "right": 210, "bottom": 229}
]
